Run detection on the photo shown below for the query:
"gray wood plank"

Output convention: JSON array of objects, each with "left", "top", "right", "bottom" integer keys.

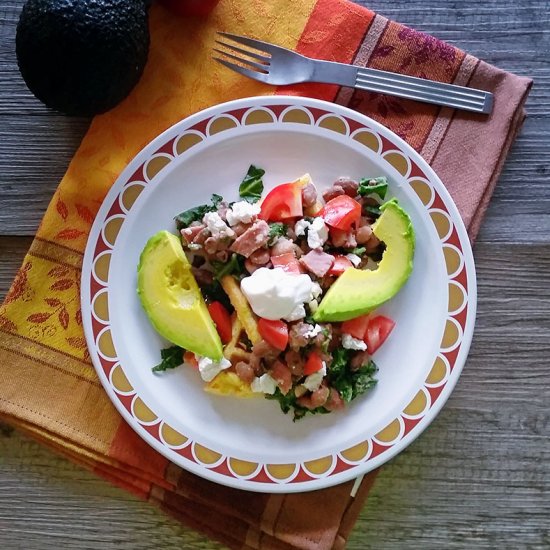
[{"left": 1, "top": 0, "right": 549, "bottom": 549}]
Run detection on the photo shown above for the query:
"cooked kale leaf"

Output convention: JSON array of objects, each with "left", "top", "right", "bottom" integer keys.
[
  {"left": 268, "top": 222, "right": 288, "bottom": 245},
  {"left": 358, "top": 177, "right": 388, "bottom": 200},
  {"left": 266, "top": 388, "right": 328, "bottom": 422},
  {"left": 328, "top": 347, "right": 378, "bottom": 403},
  {"left": 239, "top": 165, "right": 265, "bottom": 203},
  {"left": 174, "top": 193, "right": 223, "bottom": 230},
  {"left": 211, "top": 252, "right": 246, "bottom": 281},
  {"left": 152, "top": 345, "right": 184, "bottom": 373}
]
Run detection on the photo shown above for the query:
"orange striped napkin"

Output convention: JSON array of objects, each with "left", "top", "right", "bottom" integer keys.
[{"left": 0, "top": 0, "right": 531, "bottom": 548}]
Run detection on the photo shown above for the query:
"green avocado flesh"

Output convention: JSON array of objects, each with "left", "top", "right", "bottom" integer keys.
[
  {"left": 137, "top": 231, "right": 223, "bottom": 360},
  {"left": 313, "top": 199, "right": 415, "bottom": 322}
]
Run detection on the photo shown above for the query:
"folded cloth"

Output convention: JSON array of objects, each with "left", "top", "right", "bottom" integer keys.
[{"left": 0, "top": 0, "right": 532, "bottom": 548}]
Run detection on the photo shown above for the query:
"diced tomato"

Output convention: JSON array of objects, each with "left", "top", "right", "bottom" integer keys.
[
  {"left": 328, "top": 255, "right": 354, "bottom": 276},
  {"left": 271, "top": 252, "right": 303, "bottom": 274},
  {"left": 341, "top": 314, "right": 370, "bottom": 340},
  {"left": 157, "top": 0, "right": 220, "bottom": 17},
  {"left": 207, "top": 301, "right": 232, "bottom": 344},
  {"left": 259, "top": 182, "right": 304, "bottom": 222},
  {"left": 258, "top": 318, "right": 289, "bottom": 350},
  {"left": 365, "top": 316, "right": 395, "bottom": 354},
  {"left": 303, "top": 350, "right": 324, "bottom": 375},
  {"left": 183, "top": 350, "right": 199, "bottom": 369},
  {"left": 321, "top": 195, "right": 362, "bottom": 231}
]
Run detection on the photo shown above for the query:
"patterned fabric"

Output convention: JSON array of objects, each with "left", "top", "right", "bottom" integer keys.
[{"left": 0, "top": 0, "right": 531, "bottom": 548}]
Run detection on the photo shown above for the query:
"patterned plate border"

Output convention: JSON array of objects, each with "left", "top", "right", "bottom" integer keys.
[{"left": 82, "top": 96, "right": 476, "bottom": 492}]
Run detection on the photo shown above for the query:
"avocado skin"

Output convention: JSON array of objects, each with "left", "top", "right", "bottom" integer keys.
[{"left": 16, "top": 0, "right": 150, "bottom": 116}]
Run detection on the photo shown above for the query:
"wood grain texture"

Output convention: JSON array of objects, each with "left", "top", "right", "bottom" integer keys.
[{"left": 1, "top": 0, "right": 549, "bottom": 549}]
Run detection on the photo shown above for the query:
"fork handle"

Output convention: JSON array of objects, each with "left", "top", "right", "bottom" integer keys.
[{"left": 311, "top": 59, "right": 493, "bottom": 114}]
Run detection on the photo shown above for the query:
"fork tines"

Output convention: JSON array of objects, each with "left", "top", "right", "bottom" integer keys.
[{"left": 214, "top": 32, "right": 271, "bottom": 77}]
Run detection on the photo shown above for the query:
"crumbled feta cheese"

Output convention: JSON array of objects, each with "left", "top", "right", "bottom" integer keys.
[
  {"left": 345, "top": 253, "right": 362, "bottom": 267},
  {"left": 188, "top": 243, "right": 202, "bottom": 250},
  {"left": 226, "top": 201, "right": 260, "bottom": 226},
  {"left": 342, "top": 333, "right": 367, "bottom": 351},
  {"left": 197, "top": 356, "right": 231, "bottom": 382},
  {"left": 294, "top": 219, "right": 310, "bottom": 237},
  {"left": 307, "top": 217, "right": 329, "bottom": 249},
  {"left": 284, "top": 304, "right": 306, "bottom": 322},
  {"left": 251, "top": 373, "right": 278, "bottom": 394},
  {"left": 303, "top": 364, "right": 327, "bottom": 391},
  {"left": 304, "top": 324, "right": 322, "bottom": 339},
  {"left": 310, "top": 282, "right": 323, "bottom": 300},
  {"left": 203, "top": 211, "right": 235, "bottom": 239}
]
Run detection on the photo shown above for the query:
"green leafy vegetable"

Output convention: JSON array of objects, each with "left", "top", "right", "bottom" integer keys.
[
  {"left": 202, "top": 280, "right": 233, "bottom": 312},
  {"left": 350, "top": 246, "right": 366, "bottom": 256},
  {"left": 239, "top": 165, "right": 265, "bottom": 203},
  {"left": 268, "top": 222, "right": 287, "bottom": 245},
  {"left": 266, "top": 388, "right": 328, "bottom": 421},
  {"left": 152, "top": 345, "right": 184, "bottom": 373},
  {"left": 358, "top": 177, "right": 388, "bottom": 200},
  {"left": 211, "top": 253, "right": 246, "bottom": 281},
  {"left": 328, "top": 347, "right": 378, "bottom": 403},
  {"left": 364, "top": 205, "right": 381, "bottom": 219},
  {"left": 174, "top": 194, "right": 223, "bottom": 230}
]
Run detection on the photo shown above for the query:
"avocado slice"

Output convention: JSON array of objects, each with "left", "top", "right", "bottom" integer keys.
[
  {"left": 137, "top": 231, "right": 223, "bottom": 360},
  {"left": 313, "top": 199, "right": 415, "bottom": 322}
]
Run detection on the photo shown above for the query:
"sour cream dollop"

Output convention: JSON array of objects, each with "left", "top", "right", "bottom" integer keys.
[{"left": 240, "top": 267, "right": 317, "bottom": 321}]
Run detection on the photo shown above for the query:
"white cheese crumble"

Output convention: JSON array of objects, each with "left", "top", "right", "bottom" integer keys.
[
  {"left": 342, "top": 333, "right": 367, "bottom": 351},
  {"left": 294, "top": 219, "right": 310, "bottom": 237},
  {"left": 345, "top": 253, "right": 362, "bottom": 267},
  {"left": 203, "top": 211, "right": 235, "bottom": 239},
  {"left": 307, "top": 217, "right": 329, "bottom": 249},
  {"left": 304, "top": 324, "right": 322, "bottom": 339},
  {"left": 251, "top": 373, "right": 278, "bottom": 394},
  {"left": 241, "top": 267, "right": 316, "bottom": 321},
  {"left": 197, "top": 356, "right": 231, "bottom": 382},
  {"left": 303, "top": 364, "right": 327, "bottom": 392},
  {"left": 226, "top": 200, "right": 260, "bottom": 226},
  {"left": 310, "top": 282, "right": 323, "bottom": 300}
]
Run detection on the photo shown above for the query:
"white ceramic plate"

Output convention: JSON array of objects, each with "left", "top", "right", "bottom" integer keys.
[{"left": 81, "top": 96, "right": 476, "bottom": 493}]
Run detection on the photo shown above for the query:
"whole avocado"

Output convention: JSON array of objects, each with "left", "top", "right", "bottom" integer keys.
[{"left": 16, "top": 0, "right": 150, "bottom": 116}]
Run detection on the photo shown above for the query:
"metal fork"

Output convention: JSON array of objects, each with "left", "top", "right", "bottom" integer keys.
[{"left": 214, "top": 32, "right": 493, "bottom": 115}]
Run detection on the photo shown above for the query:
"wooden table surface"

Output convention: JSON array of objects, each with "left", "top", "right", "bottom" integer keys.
[{"left": 1, "top": 1, "right": 549, "bottom": 548}]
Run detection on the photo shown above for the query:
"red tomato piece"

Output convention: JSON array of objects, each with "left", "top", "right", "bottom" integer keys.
[
  {"left": 341, "top": 314, "right": 370, "bottom": 340},
  {"left": 328, "top": 255, "right": 354, "bottom": 276},
  {"left": 321, "top": 195, "right": 362, "bottom": 231},
  {"left": 271, "top": 252, "right": 303, "bottom": 274},
  {"left": 259, "top": 182, "right": 304, "bottom": 222},
  {"left": 157, "top": 0, "right": 220, "bottom": 17},
  {"left": 365, "top": 316, "right": 396, "bottom": 354},
  {"left": 258, "top": 318, "right": 289, "bottom": 351},
  {"left": 183, "top": 350, "right": 199, "bottom": 369},
  {"left": 303, "top": 350, "right": 325, "bottom": 375},
  {"left": 207, "top": 301, "right": 232, "bottom": 344}
]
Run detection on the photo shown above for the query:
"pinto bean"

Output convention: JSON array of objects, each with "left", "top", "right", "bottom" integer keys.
[
  {"left": 301, "top": 182, "right": 318, "bottom": 208},
  {"left": 249, "top": 248, "right": 270, "bottom": 266},
  {"left": 204, "top": 237, "right": 218, "bottom": 255},
  {"left": 356, "top": 225, "right": 373, "bottom": 244},
  {"left": 365, "top": 234, "right": 381, "bottom": 252},
  {"left": 235, "top": 361, "right": 256, "bottom": 384},
  {"left": 284, "top": 350, "right": 304, "bottom": 377},
  {"left": 245, "top": 259, "right": 260, "bottom": 274},
  {"left": 322, "top": 185, "right": 345, "bottom": 202},
  {"left": 334, "top": 177, "right": 359, "bottom": 197}
]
